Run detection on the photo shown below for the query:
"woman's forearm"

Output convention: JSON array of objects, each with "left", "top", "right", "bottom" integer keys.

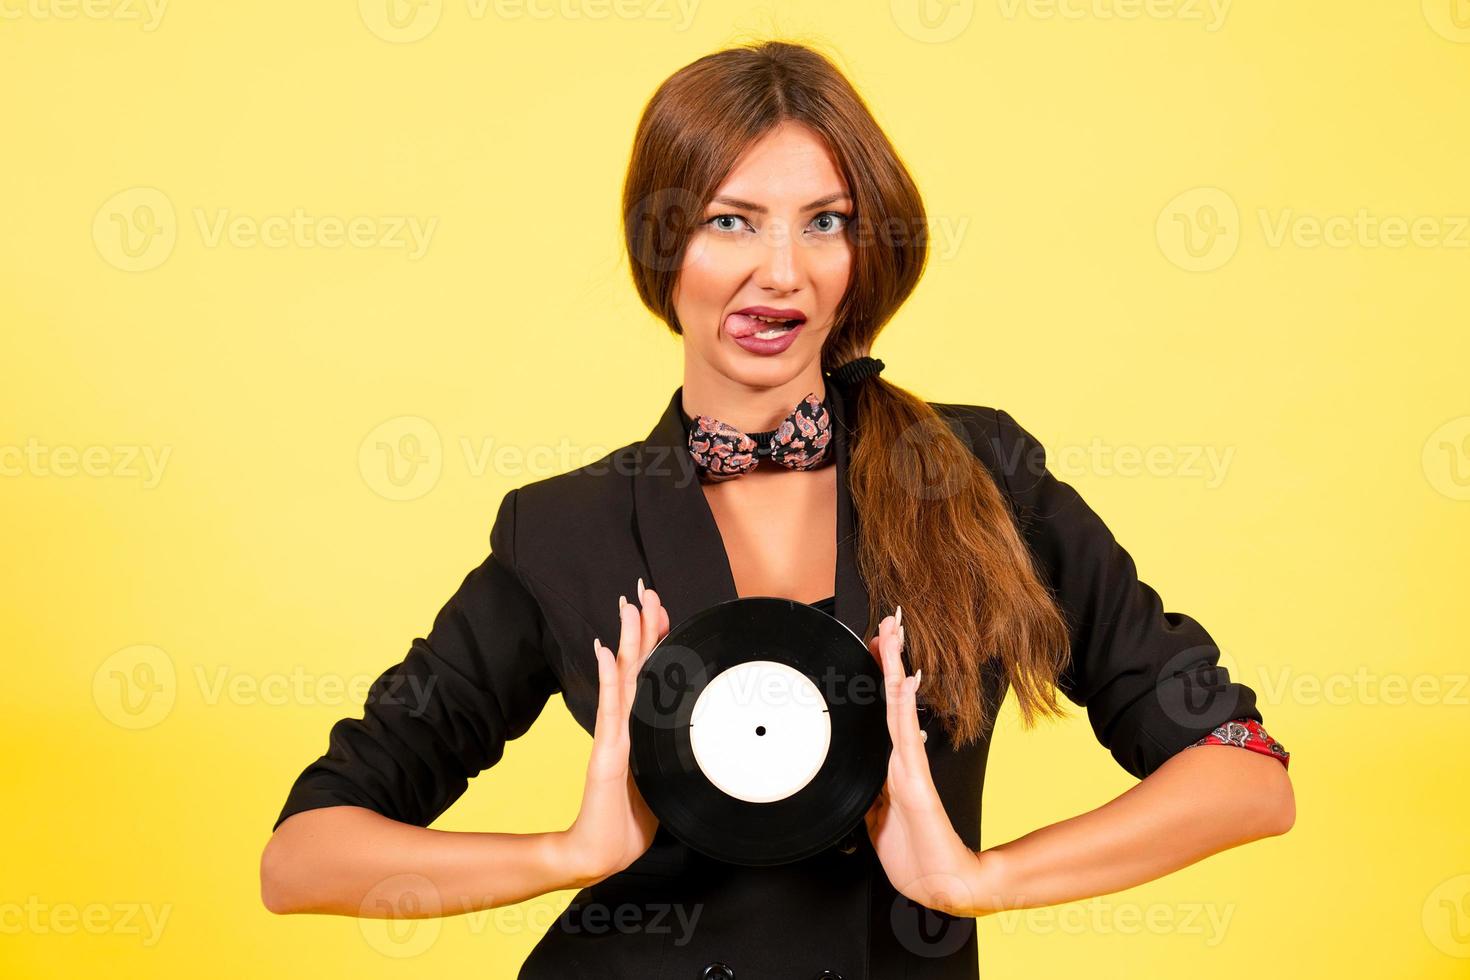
[
  {"left": 968, "top": 745, "right": 1295, "bottom": 915},
  {"left": 260, "top": 805, "right": 595, "bottom": 917}
]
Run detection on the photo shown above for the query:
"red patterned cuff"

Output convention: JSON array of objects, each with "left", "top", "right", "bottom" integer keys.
[{"left": 1186, "top": 718, "right": 1290, "bottom": 770}]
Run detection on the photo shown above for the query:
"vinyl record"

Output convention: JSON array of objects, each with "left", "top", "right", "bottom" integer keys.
[{"left": 629, "top": 596, "right": 890, "bottom": 867}]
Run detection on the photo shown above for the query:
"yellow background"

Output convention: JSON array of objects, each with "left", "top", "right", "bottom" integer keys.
[{"left": 3, "top": 1, "right": 1467, "bottom": 976}]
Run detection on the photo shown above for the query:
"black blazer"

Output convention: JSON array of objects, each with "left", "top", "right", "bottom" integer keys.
[{"left": 273, "top": 376, "right": 1264, "bottom": 980}]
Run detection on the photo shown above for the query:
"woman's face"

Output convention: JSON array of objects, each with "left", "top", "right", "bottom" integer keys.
[{"left": 673, "top": 120, "right": 853, "bottom": 393}]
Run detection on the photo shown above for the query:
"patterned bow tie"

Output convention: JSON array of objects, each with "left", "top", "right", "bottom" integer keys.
[{"left": 685, "top": 392, "right": 833, "bottom": 482}]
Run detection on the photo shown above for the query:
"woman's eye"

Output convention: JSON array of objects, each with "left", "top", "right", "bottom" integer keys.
[
  {"left": 810, "top": 211, "right": 850, "bottom": 235},
  {"left": 707, "top": 214, "right": 749, "bottom": 233},
  {"left": 704, "top": 211, "right": 850, "bottom": 236}
]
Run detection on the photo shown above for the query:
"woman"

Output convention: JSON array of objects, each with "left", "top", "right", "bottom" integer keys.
[{"left": 260, "top": 41, "right": 1294, "bottom": 979}]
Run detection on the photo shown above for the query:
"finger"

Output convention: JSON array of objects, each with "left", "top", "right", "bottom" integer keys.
[
  {"left": 888, "top": 628, "right": 914, "bottom": 752},
  {"left": 639, "top": 601, "right": 670, "bottom": 673},
  {"left": 896, "top": 671, "right": 918, "bottom": 763},
  {"left": 890, "top": 620, "right": 931, "bottom": 769},
  {"left": 625, "top": 591, "right": 665, "bottom": 720},
  {"left": 870, "top": 614, "right": 891, "bottom": 666},
  {"left": 616, "top": 599, "right": 640, "bottom": 699},
  {"left": 888, "top": 634, "right": 920, "bottom": 777},
  {"left": 591, "top": 638, "right": 618, "bottom": 738},
  {"left": 637, "top": 587, "right": 662, "bottom": 661},
  {"left": 876, "top": 617, "right": 899, "bottom": 708},
  {"left": 881, "top": 614, "right": 905, "bottom": 682},
  {"left": 876, "top": 617, "right": 904, "bottom": 753},
  {"left": 896, "top": 672, "right": 937, "bottom": 792},
  {"left": 615, "top": 595, "right": 640, "bottom": 660}
]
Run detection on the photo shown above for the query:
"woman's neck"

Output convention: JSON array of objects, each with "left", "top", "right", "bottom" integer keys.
[{"left": 680, "top": 370, "right": 827, "bottom": 433}]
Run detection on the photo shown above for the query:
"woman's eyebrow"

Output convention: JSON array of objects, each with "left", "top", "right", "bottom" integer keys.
[{"left": 709, "top": 192, "right": 851, "bottom": 214}]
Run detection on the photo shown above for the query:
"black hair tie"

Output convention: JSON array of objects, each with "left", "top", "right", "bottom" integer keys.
[{"left": 828, "top": 356, "right": 885, "bottom": 386}]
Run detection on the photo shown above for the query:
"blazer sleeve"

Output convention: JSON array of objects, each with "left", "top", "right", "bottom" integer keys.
[
  {"left": 986, "top": 407, "right": 1264, "bottom": 780},
  {"left": 271, "top": 488, "right": 562, "bottom": 831}
]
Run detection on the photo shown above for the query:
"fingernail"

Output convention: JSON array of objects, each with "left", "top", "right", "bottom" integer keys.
[
  {"left": 593, "top": 637, "right": 600, "bottom": 654},
  {"left": 637, "top": 577, "right": 646, "bottom": 601},
  {"left": 619, "top": 595, "right": 627, "bottom": 610},
  {"left": 915, "top": 668, "right": 922, "bottom": 690},
  {"left": 895, "top": 604, "right": 902, "bottom": 627}
]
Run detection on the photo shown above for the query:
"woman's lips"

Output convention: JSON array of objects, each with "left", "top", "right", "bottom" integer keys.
[{"left": 725, "top": 312, "right": 804, "bottom": 356}]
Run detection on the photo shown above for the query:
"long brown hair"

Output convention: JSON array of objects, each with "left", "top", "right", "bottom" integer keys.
[{"left": 621, "top": 40, "right": 1071, "bottom": 750}]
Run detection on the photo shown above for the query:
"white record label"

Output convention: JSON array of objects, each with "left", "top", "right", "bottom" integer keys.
[{"left": 688, "top": 659, "right": 832, "bottom": 803}]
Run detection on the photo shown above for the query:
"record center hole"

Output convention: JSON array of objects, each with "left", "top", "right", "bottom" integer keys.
[{"left": 755, "top": 725, "right": 766, "bottom": 736}]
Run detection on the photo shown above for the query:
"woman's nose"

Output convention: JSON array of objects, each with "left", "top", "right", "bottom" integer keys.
[{"left": 752, "top": 220, "right": 803, "bottom": 292}]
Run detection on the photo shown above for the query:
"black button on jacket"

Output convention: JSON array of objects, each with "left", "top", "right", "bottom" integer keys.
[{"left": 272, "top": 377, "right": 1265, "bottom": 978}]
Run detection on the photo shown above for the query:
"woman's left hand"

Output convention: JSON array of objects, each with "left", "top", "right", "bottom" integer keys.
[{"left": 863, "top": 609, "right": 1004, "bottom": 918}]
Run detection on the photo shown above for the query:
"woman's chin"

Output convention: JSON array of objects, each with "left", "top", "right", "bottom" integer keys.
[{"left": 716, "top": 351, "right": 818, "bottom": 389}]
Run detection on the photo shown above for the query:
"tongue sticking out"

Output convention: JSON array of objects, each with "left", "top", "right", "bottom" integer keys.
[{"left": 726, "top": 313, "right": 801, "bottom": 339}]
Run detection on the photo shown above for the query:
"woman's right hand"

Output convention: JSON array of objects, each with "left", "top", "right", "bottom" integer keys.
[{"left": 562, "top": 582, "right": 669, "bottom": 886}]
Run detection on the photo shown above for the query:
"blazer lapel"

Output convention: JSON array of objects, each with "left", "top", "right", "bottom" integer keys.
[{"left": 631, "top": 380, "right": 872, "bottom": 639}]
